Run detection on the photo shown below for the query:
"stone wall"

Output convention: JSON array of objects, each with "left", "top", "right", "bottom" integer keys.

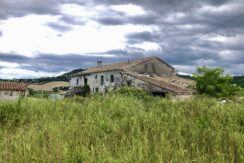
[
  {"left": 128, "top": 58, "right": 176, "bottom": 77},
  {"left": 0, "top": 91, "right": 28, "bottom": 100},
  {"left": 70, "top": 71, "right": 124, "bottom": 94},
  {"left": 69, "top": 76, "right": 83, "bottom": 89},
  {"left": 70, "top": 71, "right": 177, "bottom": 95}
]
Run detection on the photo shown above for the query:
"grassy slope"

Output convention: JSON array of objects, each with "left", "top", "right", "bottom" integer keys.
[
  {"left": 237, "top": 88, "right": 244, "bottom": 96},
  {"left": 28, "top": 81, "right": 69, "bottom": 92},
  {"left": 0, "top": 95, "right": 244, "bottom": 162}
]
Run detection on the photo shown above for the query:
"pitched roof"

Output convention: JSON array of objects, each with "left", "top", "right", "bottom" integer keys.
[
  {"left": 124, "top": 71, "right": 192, "bottom": 94},
  {"left": 0, "top": 82, "right": 28, "bottom": 91},
  {"left": 153, "top": 76, "right": 194, "bottom": 89},
  {"left": 75, "top": 56, "right": 175, "bottom": 76}
]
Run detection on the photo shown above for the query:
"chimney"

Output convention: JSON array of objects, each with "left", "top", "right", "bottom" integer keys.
[{"left": 97, "top": 61, "right": 103, "bottom": 67}]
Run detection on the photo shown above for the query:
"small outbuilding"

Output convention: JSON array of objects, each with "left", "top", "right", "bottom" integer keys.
[{"left": 0, "top": 82, "right": 28, "bottom": 100}]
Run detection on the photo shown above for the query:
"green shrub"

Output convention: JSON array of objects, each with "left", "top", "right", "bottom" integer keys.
[
  {"left": 112, "top": 86, "right": 150, "bottom": 99},
  {"left": 193, "top": 66, "right": 240, "bottom": 97},
  {"left": 53, "top": 87, "right": 59, "bottom": 92},
  {"left": 28, "top": 89, "right": 49, "bottom": 98},
  {"left": 74, "top": 85, "right": 90, "bottom": 97}
]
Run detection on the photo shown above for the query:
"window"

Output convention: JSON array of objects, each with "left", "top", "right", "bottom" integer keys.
[
  {"left": 84, "top": 78, "right": 88, "bottom": 85},
  {"left": 95, "top": 75, "right": 97, "bottom": 79},
  {"left": 101, "top": 75, "right": 104, "bottom": 86},
  {"left": 76, "top": 79, "right": 79, "bottom": 85},
  {"left": 110, "top": 75, "right": 114, "bottom": 83},
  {"left": 127, "top": 80, "right": 132, "bottom": 86}
]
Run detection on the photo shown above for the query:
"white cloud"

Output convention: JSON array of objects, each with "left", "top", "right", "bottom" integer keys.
[
  {"left": 173, "top": 65, "right": 197, "bottom": 73},
  {"left": 0, "top": 68, "right": 65, "bottom": 79},
  {"left": 61, "top": 4, "right": 99, "bottom": 18},
  {"left": 130, "top": 42, "right": 161, "bottom": 51},
  {"left": 209, "top": 34, "right": 244, "bottom": 45},
  {"left": 0, "top": 7, "right": 154, "bottom": 56},
  {"left": 0, "top": 14, "right": 60, "bottom": 57},
  {"left": 199, "top": 4, "right": 240, "bottom": 14},
  {"left": 111, "top": 4, "right": 146, "bottom": 16},
  {"left": 195, "top": 58, "right": 216, "bottom": 65},
  {"left": 219, "top": 50, "right": 243, "bottom": 63},
  {"left": 0, "top": 61, "right": 19, "bottom": 68}
]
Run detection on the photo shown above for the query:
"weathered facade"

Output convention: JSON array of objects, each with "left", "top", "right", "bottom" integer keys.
[
  {"left": 70, "top": 56, "right": 194, "bottom": 96},
  {"left": 0, "top": 82, "right": 28, "bottom": 100}
]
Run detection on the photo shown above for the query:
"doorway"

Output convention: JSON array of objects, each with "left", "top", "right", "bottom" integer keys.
[{"left": 84, "top": 78, "right": 88, "bottom": 85}]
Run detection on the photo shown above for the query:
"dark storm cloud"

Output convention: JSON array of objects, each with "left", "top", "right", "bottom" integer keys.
[
  {"left": 0, "top": 0, "right": 88, "bottom": 20},
  {"left": 95, "top": 8, "right": 127, "bottom": 25},
  {"left": 95, "top": 0, "right": 233, "bottom": 10},
  {"left": 0, "top": 53, "right": 90, "bottom": 73},
  {"left": 97, "top": 17, "right": 126, "bottom": 26},
  {"left": 60, "top": 15, "right": 87, "bottom": 25},
  {"left": 0, "top": 52, "right": 140, "bottom": 74},
  {"left": 0, "top": 53, "right": 29, "bottom": 62},
  {"left": 0, "top": 0, "right": 59, "bottom": 19},
  {"left": 163, "top": 47, "right": 220, "bottom": 65},
  {"left": 131, "top": 14, "right": 159, "bottom": 25},
  {"left": 96, "top": 10, "right": 159, "bottom": 26},
  {"left": 126, "top": 31, "right": 160, "bottom": 44},
  {"left": 46, "top": 22, "right": 72, "bottom": 32}
]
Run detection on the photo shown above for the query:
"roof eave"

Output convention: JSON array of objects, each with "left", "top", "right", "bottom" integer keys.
[{"left": 73, "top": 69, "right": 124, "bottom": 77}]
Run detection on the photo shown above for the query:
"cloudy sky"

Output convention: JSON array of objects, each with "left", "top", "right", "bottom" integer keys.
[{"left": 0, "top": 0, "right": 243, "bottom": 79}]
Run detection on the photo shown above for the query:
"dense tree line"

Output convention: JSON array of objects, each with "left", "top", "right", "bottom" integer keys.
[
  {"left": 179, "top": 74, "right": 244, "bottom": 88},
  {"left": 0, "top": 68, "right": 84, "bottom": 83},
  {"left": 233, "top": 76, "right": 244, "bottom": 88}
]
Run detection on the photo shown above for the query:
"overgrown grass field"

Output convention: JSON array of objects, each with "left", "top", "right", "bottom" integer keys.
[
  {"left": 237, "top": 88, "right": 244, "bottom": 96},
  {"left": 0, "top": 93, "right": 244, "bottom": 162}
]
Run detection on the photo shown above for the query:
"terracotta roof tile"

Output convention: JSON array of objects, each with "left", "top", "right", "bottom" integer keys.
[
  {"left": 0, "top": 82, "right": 28, "bottom": 91},
  {"left": 153, "top": 76, "right": 195, "bottom": 89},
  {"left": 75, "top": 56, "right": 174, "bottom": 76},
  {"left": 124, "top": 72, "right": 192, "bottom": 94}
]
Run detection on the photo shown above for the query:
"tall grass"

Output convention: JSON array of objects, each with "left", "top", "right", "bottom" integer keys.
[
  {"left": 237, "top": 88, "right": 244, "bottom": 97},
  {"left": 0, "top": 94, "right": 243, "bottom": 162}
]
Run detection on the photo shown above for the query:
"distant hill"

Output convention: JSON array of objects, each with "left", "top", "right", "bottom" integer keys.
[
  {"left": 14, "top": 68, "right": 84, "bottom": 84},
  {"left": 28, "top": 81, "right": 69, "bottom": 92}
]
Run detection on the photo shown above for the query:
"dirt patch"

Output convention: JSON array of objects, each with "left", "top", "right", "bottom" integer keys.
[{"left": 28, "top": 81, "right": 69, "bottom": 92}]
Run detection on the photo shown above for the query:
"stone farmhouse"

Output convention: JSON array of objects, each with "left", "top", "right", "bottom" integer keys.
[
  {"left": 0, "top": 82, "right": 28, "bottom": 100},
  {"left": 69, "top": 56, "right": 194, "bottom": 97}
]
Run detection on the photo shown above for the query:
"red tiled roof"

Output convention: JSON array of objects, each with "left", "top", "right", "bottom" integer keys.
[
  {"left": 124, "top": 72, "right": 192, "bottom": 94},
  {"left": 0, "top": 82, "right": 28, "bottom": 91},
  {"left": 75, "top": 56, "right": 175, "bottom": 76}
]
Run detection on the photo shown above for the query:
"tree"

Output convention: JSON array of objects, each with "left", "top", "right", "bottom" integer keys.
[
  {"left": 53, "top": 87, "right": 59, "bottom": 92},
  {"left": 193, "top": 66, "right": 240, "bottom": 97}
]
